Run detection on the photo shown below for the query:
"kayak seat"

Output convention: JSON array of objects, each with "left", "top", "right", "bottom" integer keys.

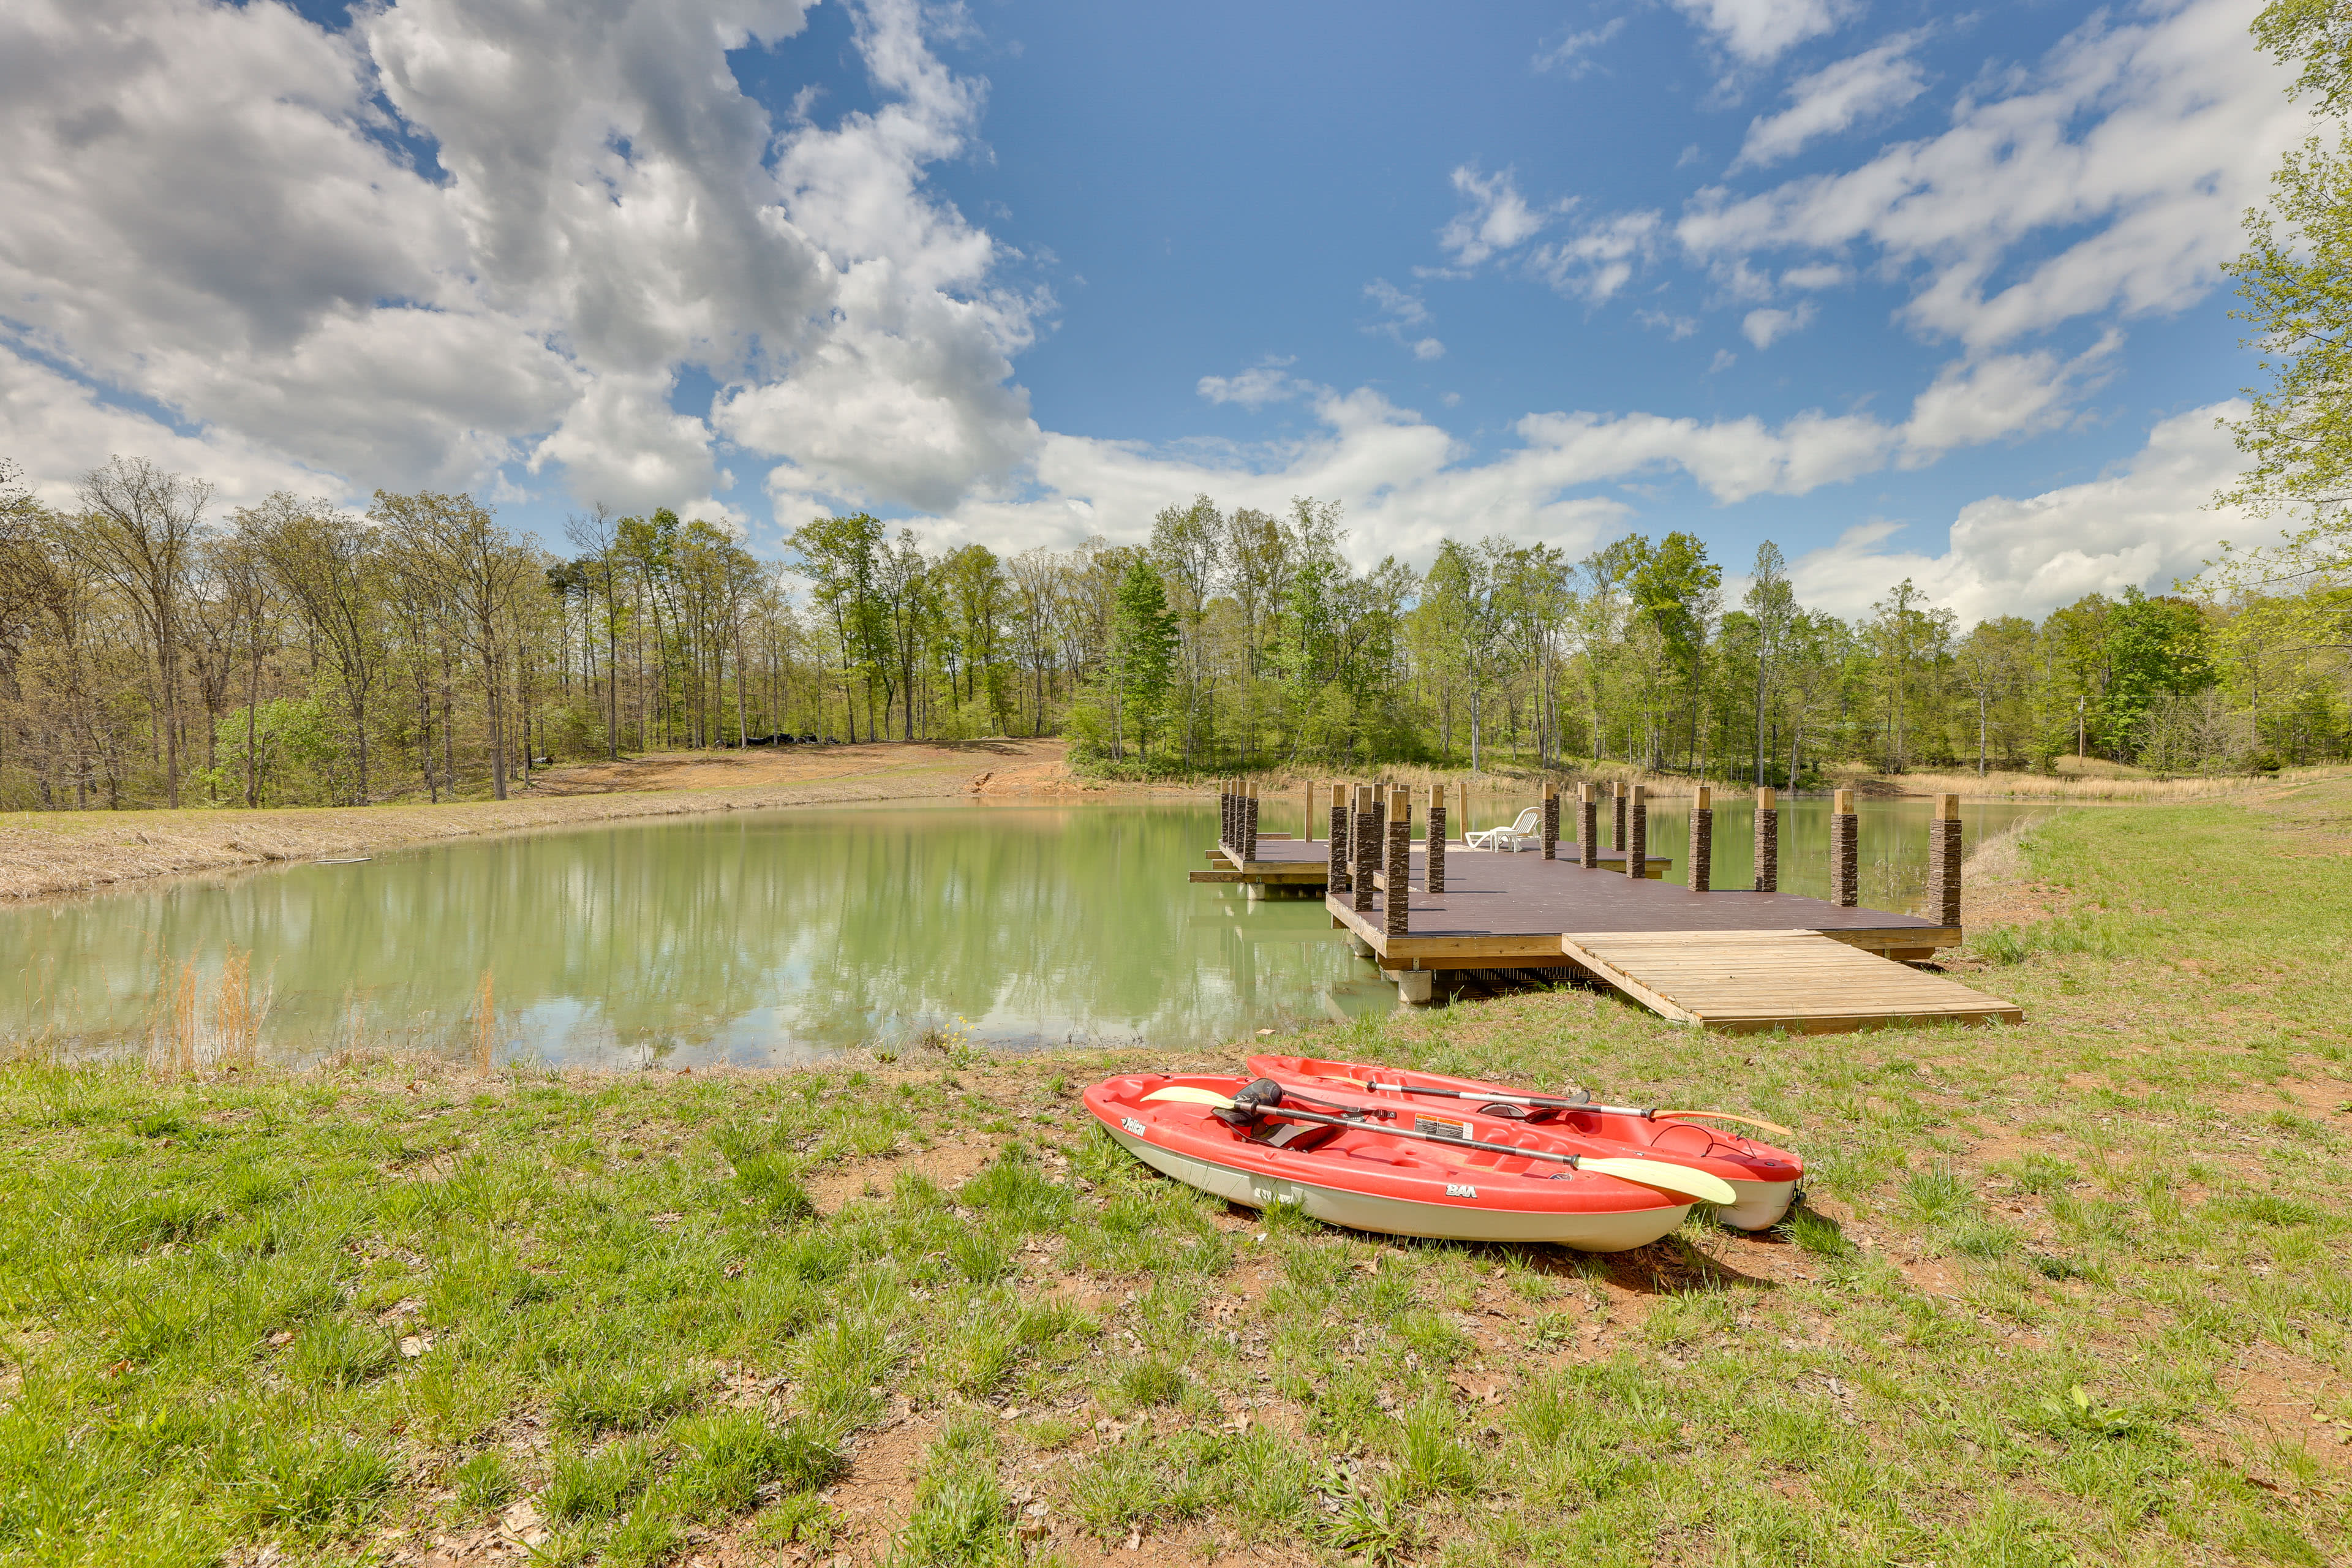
[{"left": 1249, "top": 1120, "right": 1344, "bottom": 1152}]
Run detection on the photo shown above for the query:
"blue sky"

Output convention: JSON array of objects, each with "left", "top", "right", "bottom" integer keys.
[{"left": 0, "top": 0, "right": 2309, "bottom": 619}]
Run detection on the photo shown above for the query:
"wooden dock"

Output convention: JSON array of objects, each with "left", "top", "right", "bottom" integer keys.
[{"left": 1194, "top": 782, "right": 2020, "bottom": 1033}]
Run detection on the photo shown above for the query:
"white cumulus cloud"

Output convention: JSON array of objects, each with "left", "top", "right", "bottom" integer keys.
[
  {"left": 1672, "top": 0, "right": 1860, "bottom": 67},
  {"left": 1792, "top": 401, "right": 2255, "bottom": 621},
  {"left": 0, "top": 0, "right": 1039, "bottom": 518},
  {"left": 1733, "top": 31, "right": 1929, "bottom": 169}
]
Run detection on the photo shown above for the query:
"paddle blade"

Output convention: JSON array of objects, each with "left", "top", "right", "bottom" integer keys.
[
  {"left": 1578, "top": 1157, "right": 1738, "bottom": 1206},
  {"left": 1142, "top": 1085, "right": 1238, "bottom": 1110},
  {"left": 1655, "top": 1110, "right": 1797, "bottom": 1139}
]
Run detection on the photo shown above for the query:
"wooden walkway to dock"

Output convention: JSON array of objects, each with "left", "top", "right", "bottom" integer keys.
[{"left": 1190, "top": 832, "right": 2020, "bottom": 1034}]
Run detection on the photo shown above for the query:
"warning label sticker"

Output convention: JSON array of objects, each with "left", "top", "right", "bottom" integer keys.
[{"left": 1414, "top": 1115, "right": 1468, "bottom": 1140}]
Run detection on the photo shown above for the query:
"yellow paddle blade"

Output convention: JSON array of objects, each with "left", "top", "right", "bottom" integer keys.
[
  {"left": 1578, "top": 1157, "right": 1738, "bottom": 1206},
  {"left": 1655, "top": 1110, "right": 1796, "bottom": 1139},
  {"left": 1142, "top": 1085, "right": 1238, "bottom": 1109}
]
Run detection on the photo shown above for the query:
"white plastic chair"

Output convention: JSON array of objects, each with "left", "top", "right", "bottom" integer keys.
[{"left": 1465, "top": 806, "right": 1541, "bottom": 851}]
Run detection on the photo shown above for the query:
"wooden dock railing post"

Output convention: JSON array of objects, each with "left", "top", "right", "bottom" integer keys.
[
  {"left": 1456, "top": 780, "right": 1470, "bottom": 842},
  {"left": 1303, "top": 779, "right": 1315, "bottom": 842},
  {"left": 1577, "top": 783, "right": 1598, "bottom": 869},
  {"left": 1613, "top": 781, "right": 1628, "bottom": 852},
  {"left": 1327, "top": 783, "right": 1349, "bottom": 892},
  {"left": 1425, "top": 784, "right": 1447, "bottom": 893},
  {"left": 1831, "top": 786, "right": 1858, "bottom": 907},
  {"left": 1219, "top": 779, "right": 1232, "bottom": 853},
  {"left": 1385, "top": 788, "right": 1411, "bottom": 937},
  {"left": 1626, "top": 785, "right": 1647, "bottom": 878},
  {"left": 1929, "top": 792, "right": 1962, "bottom": 928},
  {"left": 1689, "top": 786, "right": 1713, "bottom": 892},
  {"left": 1541, "top": 782, "right": 1559, "bottom": 860},
  {"left": 1242, "top": 780, "right": 1259, "bottom": 864},
  {"left": 1352, "top": 785, "right": 1378, "bottom": 914},
  {"left": 1754, "top": 785, "right": 1779, "bottom": 892}
]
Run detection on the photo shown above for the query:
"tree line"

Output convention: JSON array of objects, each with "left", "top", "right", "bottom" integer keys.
[{"left": 1, "top": 454, "right": 2343, "bottom": 813}]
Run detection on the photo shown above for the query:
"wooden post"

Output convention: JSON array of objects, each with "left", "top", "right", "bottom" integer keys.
[
  {"left": 1831, "top": 786, "right": 1858, "bottom": 908},
  {"left": 1242, "top": 780, "right": 1259, "bottom": 864},
  {"left": 1327, "top": 783, "right": 1349, "bottom": 892},
  {"left": 1754, "top": 785, "right": 1778, "bottom": 892},
  {"left": 1351, "top": 785, "right": 1378, "bottom": 913},
  {"left": 1626, "top": 785, "right": 1647, "bottom": 879},
  {"left": 1929, "top": 792, "right": 1962, "bottom": 929},
  {"left": 1540, "top": 782, "right": 1559, "bottom": 860},
  {"left": 1577, "top": 782, "right": 1598, "bottom": 869},
  {"left": 1457, "top": 779, "right": 1469, "bottom": 841},
  {"left": 1612, "top": 781, "right": 1627, "bottom": 852},
  {"left": 1425, "top": 783, "right": 1447, "bottom": 894},
  {"left": 1688, "top": 785, "right": 1712, "bottom": 892},
  {"left": 1384, "top": 787, "right": 1411, "bottom": 937},
  {"left": 1219, "top": 779, "right": 1232, "bottom": 851},
  {"left": 1372, "top": 782, "right": 1387, "bottom": 851},
  {"left": 1303, "top": 779, "right": 1315, "bottom": 842}
]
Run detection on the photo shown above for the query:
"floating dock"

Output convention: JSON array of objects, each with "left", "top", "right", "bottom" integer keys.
[{"left": 1196, "top": 778, "right": 2021, "bottom": 1034}]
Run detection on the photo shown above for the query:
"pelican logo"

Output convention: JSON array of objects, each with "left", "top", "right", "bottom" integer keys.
[
  {"left": 1446, "top": 1183, "right": 1477, "bottom": 1198},
  {"left": 1120, "top": 1117, "right": 1147, "bottom": 1136}
]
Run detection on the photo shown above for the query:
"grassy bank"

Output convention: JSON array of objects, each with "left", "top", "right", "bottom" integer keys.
[{"left": 0, "top": 781, "right": 2347, "bottom": 1565}]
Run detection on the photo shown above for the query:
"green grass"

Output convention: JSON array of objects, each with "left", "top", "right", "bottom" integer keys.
[{"left": 0, "top": 777, "right": 2348, "bottom": 1563}]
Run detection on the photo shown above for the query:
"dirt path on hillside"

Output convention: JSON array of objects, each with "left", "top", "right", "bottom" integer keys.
[{"left": 0, "top": 739, "right": 1149, "bottom": 901}]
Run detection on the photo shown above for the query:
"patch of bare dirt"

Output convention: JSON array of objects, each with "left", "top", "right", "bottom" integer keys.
[{"left": 804, "top": 1135, "right": 1004, "bottom": 1215}]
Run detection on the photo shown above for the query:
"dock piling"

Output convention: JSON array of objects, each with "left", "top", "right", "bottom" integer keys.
[
  {"left": 1426, "top": 785, "right": 1447, "bottom": 894},
  {"left": 1613, "top": 782, "right": 1628, "bottom": 852},
  {"left": 1831, "top": 787, "right": 1858, "bottom": 908},
  {"left": 1457, "top": 780, "right": 1470, "bottom": 842},
  {"left": 1577, "top": 783, "right": 1598, "bottom": 869},
  {"left": 1541, "top": 783, "right": 1559, "bottom": 860},
  {"left": 1242, "top": 781, "right": 1259, "bottom": 864},
  {"left": 1351, "top": 785, "right": 1377, "bottom": 914},
  {"left": 1626, "top": 785, "right": 1647, "bottom": 879},
  {"left": 1928, "top": 792, "right": 1962, "bottom": 928},
  {"left": 1689, "top": 786, "right": 1713, "bottom": 892},
  {"left": 1384, "top": 788, "right": 1411, "bottom": 937},
  {"left": 1754, "top": 785, "right": 1779, "bottom": 892},
  {"left": 1327, "top": 784, "right": 1349, "bottom": 892},
  {"left": 1303, "top": 780, "right": 1314, "bottom": 842}
]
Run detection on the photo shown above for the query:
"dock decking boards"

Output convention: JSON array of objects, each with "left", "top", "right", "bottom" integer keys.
[
  {"left": 1191, "top": 829, "right": 2020, "bottom": 1032},
  {"left": 1555, "top": 929, "right": 2023, "bottom": 1033}
]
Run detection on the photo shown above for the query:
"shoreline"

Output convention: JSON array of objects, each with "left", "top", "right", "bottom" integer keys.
[
  {"left": 7, "top": 739, "right": 2318, "bottom": 903},
  {"left": 0, "top": 739, "right": 1145, "bottom": 902}
]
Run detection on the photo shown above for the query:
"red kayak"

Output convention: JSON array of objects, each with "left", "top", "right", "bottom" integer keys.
[
  {"left": 1248, "top": 1055, "right": 1803, "bottom": 1232},
  {"left": 1083, "top": 1072, "right": 1705, "bottom": 1251}
]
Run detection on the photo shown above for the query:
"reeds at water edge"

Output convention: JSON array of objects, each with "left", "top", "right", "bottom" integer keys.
[{"left": 143, "top": 946, "right": 270, "bottom": 1079}]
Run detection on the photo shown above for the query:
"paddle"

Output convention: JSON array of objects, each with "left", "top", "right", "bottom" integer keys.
[
  {"left": 1139, "top": 1084, "right": 1737, "bottom": 1205},
  {"left": 1334, "top": 1077, "right": 1795, "bottom": 1139}
]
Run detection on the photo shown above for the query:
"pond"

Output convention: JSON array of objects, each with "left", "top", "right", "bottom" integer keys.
[{"left": 0, "top": 794, "right": 2048, "bottom": 1069}]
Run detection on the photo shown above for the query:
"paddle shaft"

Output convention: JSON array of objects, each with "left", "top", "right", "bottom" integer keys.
[
  {"left": 1348, "top": 1079, "right": 1793, "bottom": 1138},
  {"left": 1252, "top": 1101, "right": 1628, "bottom": 1175}
]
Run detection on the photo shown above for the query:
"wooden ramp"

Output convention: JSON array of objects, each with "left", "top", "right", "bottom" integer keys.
[{"left": 1556, "top": 929, "right": 2022, "bottom": 1033}]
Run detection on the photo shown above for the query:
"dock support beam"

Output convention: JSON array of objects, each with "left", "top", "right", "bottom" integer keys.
[
  {"left": 1578, "top": 783, "right": 1598, "bottom": 869},
  {"left": 1688, "top": 786, "right": 1712, "bottom": 892},
  {"left": 1384, "top": 787, "right": 1411, "bottom": 937},
  {"left": 1426, "top": 785, "right": 1446, "bottom": 894},
  {"left": 1384, "top": 968, "right": 1434, "bottom": 1004},
  {"left": 1754, "top": 785, "right": 1778, "bottom": 892},
  {"left": 1541, "top": 782, "right": 1559, "bottom": 859},
  {"left": 1351, "top": 786, "right": 1377, "bottom": 914},
  {"left": 1928, "top": 791, "right": 1962, "bottom": 929},
  {"left": 1626, "top": 785, "right": 1646, "bottom": 880},
  {"left": 1831, "top": 787, "right": 1858, "bottom": 908}
]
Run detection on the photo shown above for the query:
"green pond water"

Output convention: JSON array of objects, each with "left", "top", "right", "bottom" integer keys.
[{"left": 0, "top": 796, "right": 2047, "bottom": 1068}]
